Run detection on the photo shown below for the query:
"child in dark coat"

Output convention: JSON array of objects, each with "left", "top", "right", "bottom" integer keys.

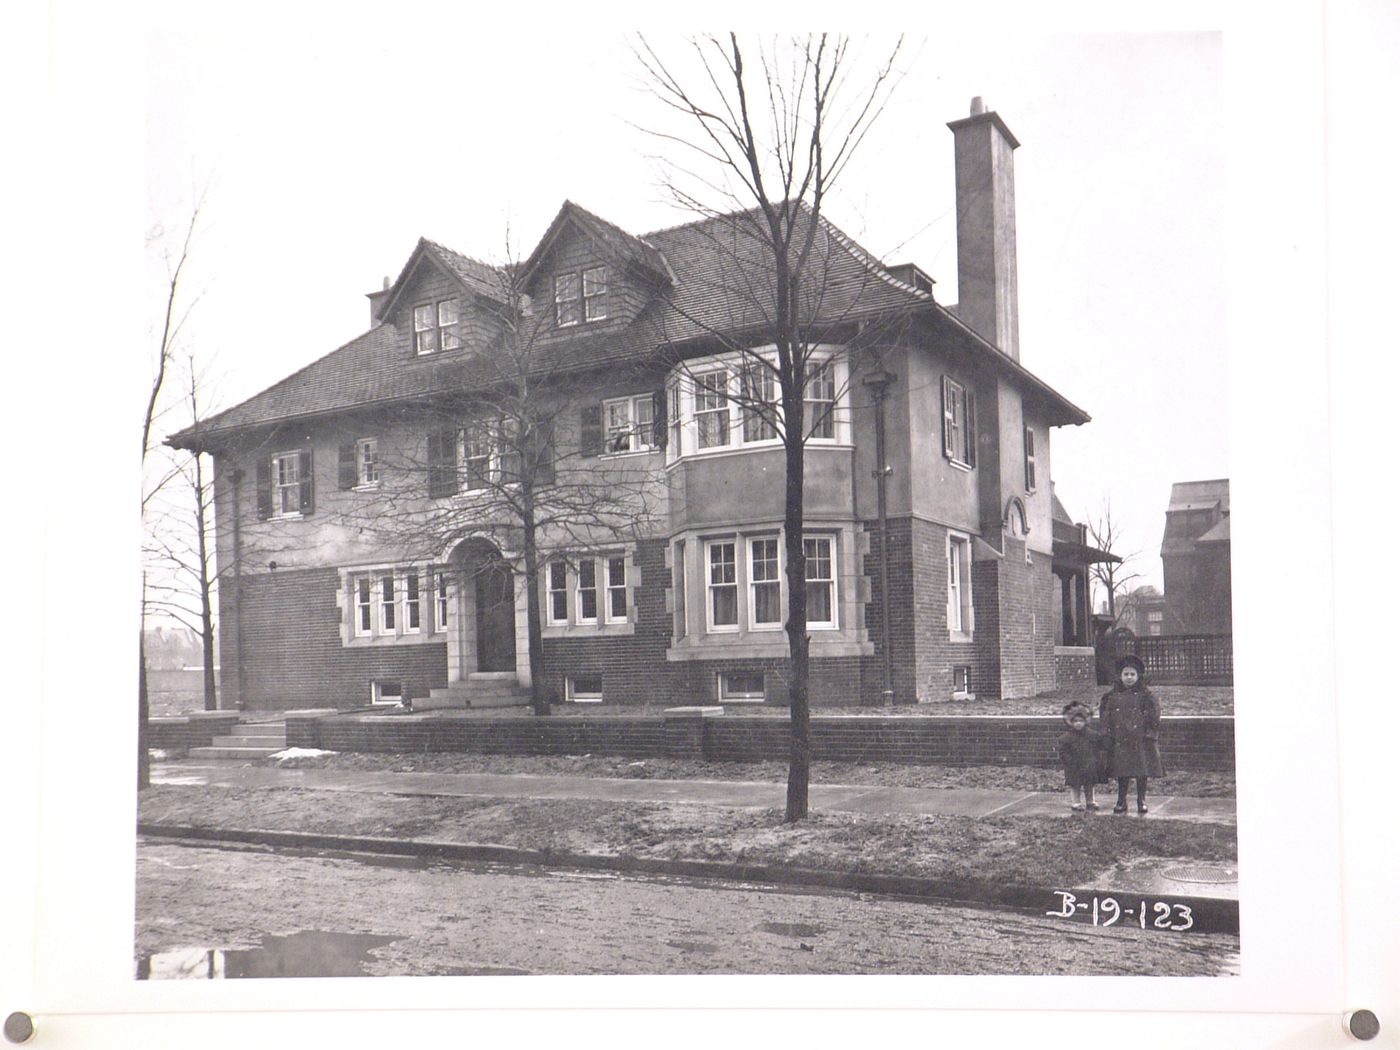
[
  {"left": 1099, "top": 654, "right": 1165, "bottom": 814},
  {"left": 1056, "top": 701, "right": 1103, "bottom": 811}
]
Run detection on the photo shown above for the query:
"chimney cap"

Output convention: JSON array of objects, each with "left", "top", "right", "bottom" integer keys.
[{"left": 946, "top": 103, "right": 1021, "bottom": 149}]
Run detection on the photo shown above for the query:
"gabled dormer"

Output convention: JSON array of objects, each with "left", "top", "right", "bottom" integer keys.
[
  {"left": 517, "top": 201, "right": 674, "bottom": 336},
  {"left": 372, "top": 238, "right": 508, "bottom": 359}
]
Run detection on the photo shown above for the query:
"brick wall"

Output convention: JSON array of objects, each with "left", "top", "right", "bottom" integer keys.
[
  {"left": 226, "top": 567, "right": 449, "bottom": 710},
  {"left": 1054, "top": 646, "right": 1097, "bottom": 689},
  {"left": 289, "top": 712, "right": 1236, "bottom": 772}
]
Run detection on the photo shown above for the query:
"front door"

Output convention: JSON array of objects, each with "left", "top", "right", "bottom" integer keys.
[{"left": 474, "top": 557, "right": 517, "bottom": 673}]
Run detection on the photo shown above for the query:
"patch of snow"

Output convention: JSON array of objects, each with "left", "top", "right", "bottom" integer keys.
[{"left": 268, "top": 747, "right": 338, "bottom": 761}]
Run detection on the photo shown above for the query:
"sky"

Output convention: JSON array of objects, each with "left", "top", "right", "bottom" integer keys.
[{"left": 145, "top": 14, "right": 1228, "bottom": 596}]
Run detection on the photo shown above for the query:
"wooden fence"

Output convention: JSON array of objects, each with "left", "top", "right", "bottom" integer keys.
[{"left": 1110, "top": 633, "right": 1233, "bottom": 685}]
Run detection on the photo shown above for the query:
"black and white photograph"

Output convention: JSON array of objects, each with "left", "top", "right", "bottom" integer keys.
[{"left": 7, "top": 1, "right": 1400, "bottom": 1045}]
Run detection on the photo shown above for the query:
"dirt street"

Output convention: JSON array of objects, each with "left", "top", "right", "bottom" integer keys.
[{"left": 137, "top": 839, "right": 1239, "bottom": 977}]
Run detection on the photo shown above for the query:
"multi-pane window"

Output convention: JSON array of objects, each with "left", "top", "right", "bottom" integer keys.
[
  {"left": 707, "top": 540, "right": 739, "bottom": 630},
  {"left": 667, "top": 382, "right": 682, "bottom": 459},
  {"left": 695, "top": 370, "right": 731, "bottom": 449},
  {"left": 464, "top": 423, "right": 492, "bottom": 490},
  {"left": 606, "top": 556, "right": 628, "bottom": 623},
  {"left": 357, "top": 438, "right": 379, "bottom": 486},
  {"left": 273, "top": 452, "right": 303, "bottom": 515},
  {"left": 403, "top": 572, "right": 421, "bottom": 632},
  {"left": 604, "top": 396, "right": 654, "bottom": 454},
  {"left": 354, "top": 576, "right": 373, "bottom": 637},
  {"left": 496, "top": 419, "right": 522, "bottom": 483},
  {"left": 379, "top": 573, "right": 396, "bottom": 631},
  {"left": 804, "top": 536, "right": 836, "bottom": 628},
  {"left": 583, "top": 266, "right": 608, "bottom": 321},
  {"left": 748, "top": 537, "right": 782, "bottom": 628},
  {"left": 804, "top": 361, "right": 836, "bottom": 440},
  {"left": 576, "top": 558, "right": 599, "bottom": 624},
  {"left": 435, "top": 572, "right": 449, "bottom": 632},
  {"left": 413, "top": 299, "right": 460, "bottom": 355},
  {"left": 555, "top": 267, "right": 608, "bottom": 327},
  {"left": 740, "top": 365, "right": 778, "bottom": 442},
  {"left": 547, "top": 560, "right": 569, "bottom": 625},
  {"left": 948, "top": 534, "right": 973, "bottom": 636},
  {"left": 554, "top": 273, "right": 580, "bottom": 326},
  {"left": 942, "top": 376, "right": 976, "bottom": 467},
  {"left": 1023, "top": 426, "right": 1037, "bottom": 492}
]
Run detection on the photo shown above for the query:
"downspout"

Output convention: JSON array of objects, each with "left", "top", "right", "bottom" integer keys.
[
  {"left": 863, "top": 368, "right": 897, "bottom": 705},
  {"left": 231, "top": 467, "right": 246, "bottom": 710}
]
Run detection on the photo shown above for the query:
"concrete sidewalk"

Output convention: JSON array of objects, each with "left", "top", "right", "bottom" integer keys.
[{"left": 152, "top": 761, "right": 1236, "bottom": 825}]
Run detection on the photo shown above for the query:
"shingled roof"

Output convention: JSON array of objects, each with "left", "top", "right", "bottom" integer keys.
[{"left": 169, "top": 201, "right": 1084, "bottom": 449}]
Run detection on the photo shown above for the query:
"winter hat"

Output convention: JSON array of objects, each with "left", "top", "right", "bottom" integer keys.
[
  {"left": 1062, "top": 701, "right": 1092, "bottom": 725},
  {"left": 1115, "top": 654, "right": 1146, "bottom": 676}
]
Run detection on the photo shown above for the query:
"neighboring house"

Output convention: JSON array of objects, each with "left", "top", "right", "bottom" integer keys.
[
  {"left": 170, "top": 100, "right": 1093, "bottom": 710},
  {"left": 1118, "top": 585, "right": 1167, "bottom": 637},
  {"left": 1161, "top": 479, "right": 1233, "bottom": 635},
  {"left": 1050, "top": 490, "right": 1119, "bottom": 647}
]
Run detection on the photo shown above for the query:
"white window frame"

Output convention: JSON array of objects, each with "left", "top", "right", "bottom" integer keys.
[
  {"left": 803, "top": 360, "right": 836, "bottom": 440},
  {"left": 414, "top": 298, "right": 460, "bottom": 355},
  {"left": 546, "top": 559, "right": 570, "bottom": 626},
  {"left": 379, "top": 572, "right": 397, "bottom": 633},
  {"left": 694, "top": 369, "right": 732, "bottom": 450},
  {"left": 566, "top": 674, "right": 604, "bottom": 703},
  {"left": 669, "top": 348, "right": 849, "bottom": 461},
  {"left": 356, "top": 438, "right": 380, "bottom": 487},
  {"left": 746, "top": 535, "right": 782, "bottom": 631},
  {"left": 705, "top": 538, "right": 740, "bottom": 633},
  {"left": 403, "top": 570, "right": 421, "bottom": 634},
  {"left": 740, "top": 364, "right": 778, "bottom": 443},
  {"left": 353, "top": 575, "right": 373, "bottom": 638},
  {"left": 803, "top": 534, "right": 838, "bottom": 630},
  {"left": 434, "top": 571, "right": 449, "bottom": 633},
  {"left": 1024, "top": 426, "right": 1037, "bottom": 492},
  {"left": 605, "top": 555, "right": 629, "bottom": 624},
  {"left": 462, "top": 421, "right": 493, "bottom": 492},
  {"left": 273, "top": 450, "right": 303, "bottom": 517},
  {"left": 718, "top": 670, "right": 766, "bottom": 703},
  {"left": 948, "top": 533, "right": 974, "bottom": 637},
  {"left": 576, "top": 557, "right": 599, "bottom": 625},
  {"left": 582, "top": 265, "right": 609, "bottom": 322},
  {"left": 603, "top": 395, "right": 654, "bottom": 455}
]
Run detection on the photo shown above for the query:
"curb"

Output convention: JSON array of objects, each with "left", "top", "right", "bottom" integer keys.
[{"left": 137, "top": 822, "right": 1240, "bottom": 935}]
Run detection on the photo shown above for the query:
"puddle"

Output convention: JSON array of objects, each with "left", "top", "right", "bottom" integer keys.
[
  {"left": 666, "top": 939, "right": 721, "bottom": 954},
  {"left": 757, "top": 921, "right": 825, "bottom": 938},
  {"left": 1090, "top": 856, "right": 1239, "bottom": 901},
  {"left": 137, "top": 930, "right": 397, "bottom": 980}
]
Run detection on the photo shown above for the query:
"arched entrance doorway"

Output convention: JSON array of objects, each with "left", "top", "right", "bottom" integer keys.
[
  {"left": 443, "top": 538, "right": 525, "bottom": 685},
  {"left": 473, "top": 549, "right": 517, "bottom": 672}
]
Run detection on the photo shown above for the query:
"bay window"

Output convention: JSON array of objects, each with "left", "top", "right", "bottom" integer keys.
[
  {"left": 748, "top": 537, "right": 782, "bottom": 628},
  {"left": 804, "top": 536, "right": 837, "bottom": 628},
  {"left": 706, "top": 540, "right": 739, "bottom": 630}
]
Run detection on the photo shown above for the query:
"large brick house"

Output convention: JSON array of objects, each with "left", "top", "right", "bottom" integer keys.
[
  {"left": 1161, "top": 478, "right": 1233, "bottom": 635},
  {"left": 171, "top": 100, "right": 1096, "bottom": 711}
]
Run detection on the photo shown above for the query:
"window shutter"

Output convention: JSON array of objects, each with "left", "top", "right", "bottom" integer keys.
[
  {"left": 534, "top": 421, "right": 556, "bottom": 487},
  {"left": 255, "top": 457, "right": 273, "bottom": 520},
  {"left": 298, "top": 449, "right": 314, "bottom": 515},
  {"left": 964, "top": 391, "right": 977, "bottom": 468},
  {"left": 651, "top": 387, "right": 668, "bottom": 450},
  {"left": 338, "top": 443, "right": 358, "bottom": 489},
  {"left": 428, "top": 430, "right": 458, "bottom": 498},
  {"left": 580, "top": 404, "right": 603, "bottom": 458},
  {"left": 941, "top": 376, "right": 954, "bottom": 459}
]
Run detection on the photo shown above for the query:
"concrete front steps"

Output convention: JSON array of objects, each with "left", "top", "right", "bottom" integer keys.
[
  {"left": 188, "top": 720, "right": 287, "bottom": 760},
  {"left": 417, "top": 672, "right": 532, "bottom": 711}
]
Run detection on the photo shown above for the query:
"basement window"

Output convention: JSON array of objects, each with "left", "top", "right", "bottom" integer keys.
[
  {"left": 718, "top": 670, "right": 766, "bottom": 703},
  {"left": 566, "top": 675, "right": 603, "bottom": 703},
  {"left": 952, "top": 665, "right": 975, "bottom": 700},
  {"left": 371, "top": 680, "right": 403, "bottom": 706}
]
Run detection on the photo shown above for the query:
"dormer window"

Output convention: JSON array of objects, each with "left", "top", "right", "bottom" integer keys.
[
  {"left": 414, "top": 298, "right": 461, "bottom": 355},
  {"left": 554, "top": 266, "right": 609, "bottom": 327}
]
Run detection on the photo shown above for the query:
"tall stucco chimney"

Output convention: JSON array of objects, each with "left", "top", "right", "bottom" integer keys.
[{"left": 947, "top": 97, "right": 1021, "bottom": 360}]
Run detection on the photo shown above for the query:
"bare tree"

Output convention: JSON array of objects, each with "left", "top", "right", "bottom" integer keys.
[
  {"left": 336, "top": 249, "right": 663, "bottom": 716},
  {"left": 1087, "top": 501, "right": 1142, "bottom": 625},
  {"left": 140, "top": 202, "right": 203, "bottom": 788},
  {"left": 144, "top": 353, "right": 221, "bottom": 709},
  {"left": 634, "top": 33, "right": 903, "bottom": 821}
]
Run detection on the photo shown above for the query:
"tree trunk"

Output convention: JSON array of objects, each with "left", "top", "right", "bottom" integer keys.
[
  {"left": 521, "top": 495, "right": 550, "bottom": 717},
  {"left": 194, "top": 451, "right": 218, "bottom": 710},
  {"left": 138, "top": 632, "right": 151, "bottom": 791},
  {"left": 782, "top": 339, "right": 811, "bottom": 822}
]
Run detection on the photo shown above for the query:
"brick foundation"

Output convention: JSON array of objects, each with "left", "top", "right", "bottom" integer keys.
[{"left": 288, "top": 712, "right": 1236, "bottom": 772}]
